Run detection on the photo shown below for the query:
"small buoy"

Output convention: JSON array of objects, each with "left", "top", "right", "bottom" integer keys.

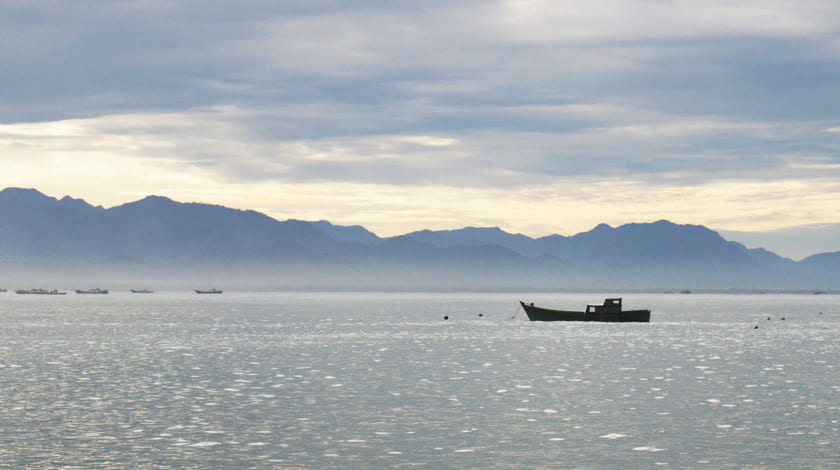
[
  {"left": 478, "top": 313, "right": 483, "bottom": 317},
  {"left": 781, "top": 317, "right": 785, "bottom": 321},
  {"left": 754, "top": 325, "right": 759, "bottom": 329},
  {"left": 443, "top": 315, "right": 449, "bottom": 320},
  {"left": 767, "top": 317, "right": 771, "bottom": 321}
]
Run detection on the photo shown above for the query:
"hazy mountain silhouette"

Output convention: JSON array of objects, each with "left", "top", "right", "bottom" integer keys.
[
  {"left": 0, "top": 187, "right": 836, "bottom": 290},
  {"left": 407, "top": 220, "right": 795, "bottom": 267}
]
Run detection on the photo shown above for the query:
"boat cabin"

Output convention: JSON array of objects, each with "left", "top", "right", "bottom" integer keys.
[{"left": 585, "top": 298, "right": 623, "bottom": 314}]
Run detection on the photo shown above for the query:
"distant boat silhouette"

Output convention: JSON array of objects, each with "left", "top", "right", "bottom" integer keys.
[
  {"left": 130, "top": 289, "right": 154, "bottom": 294},
  {"left": 75, "top": 288, "right": 109, "bottom": 294},
  {"left": 195, "top": 289, "right": 223, "bottom": 294},
  {"left": 15, "top": 288, "right": 67, "bottom": 295}
]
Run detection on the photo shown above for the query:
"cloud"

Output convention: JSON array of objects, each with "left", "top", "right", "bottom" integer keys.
[{"left": 4, "top": 1, "right": 837, "bottom": 122}]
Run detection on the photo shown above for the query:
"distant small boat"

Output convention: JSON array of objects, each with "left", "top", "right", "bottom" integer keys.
[
  {"left": 520, "top": 298, "right": 650, "bottom": 322},
  {"left": 15, "top": 288, "right": 67, "bottom": 295},
  {"left": 195, "top": 289, "right": 223, "bottom": 294},
  {"left": 0, "top": 288, "right": 7, "bottom": 292},
  {"left": 75, "top": 288, "right": 109, "bottom": 294},
  {"left": 130, "top": 289, "right": 154, "bottom": 294}
]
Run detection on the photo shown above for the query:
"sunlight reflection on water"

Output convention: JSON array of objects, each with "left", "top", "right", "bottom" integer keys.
[{"left": 0, "top": 292, "right": 838, "bottom": 468}]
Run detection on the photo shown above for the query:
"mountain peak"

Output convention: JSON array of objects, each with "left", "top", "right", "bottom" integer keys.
[
  {"left": 140, "top": 195, "right": 178, "bottom": 204},
  {"left": 0, "top": 187, "right": 52, "bottom": 203},
  {"left": 113, "top": 195, "right": 180, "bottom": 210},
  {"left": 59, "top": 195, "right": 100, "bottom": 210},
  {"left": 311, "top": 220, "right": 381, "bottom": 245},
  {"left": 651, "top": 219, "right": 676, "bottom": 227}
]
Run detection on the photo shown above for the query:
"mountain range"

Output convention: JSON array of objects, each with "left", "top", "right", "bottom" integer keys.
[{"left": 0, "top": 187, "right": 837, "bottom": 291}]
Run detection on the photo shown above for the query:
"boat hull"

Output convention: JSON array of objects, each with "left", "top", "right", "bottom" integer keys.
[{"left": 520, "top": 301, "right": 650, "bottom": 322}]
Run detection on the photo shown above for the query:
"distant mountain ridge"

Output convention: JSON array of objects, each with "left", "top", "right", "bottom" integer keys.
[{"left": 0, "top": 187, "right": 835, "bottom": 290}]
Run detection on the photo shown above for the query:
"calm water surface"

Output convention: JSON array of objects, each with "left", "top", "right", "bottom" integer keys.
[{"left": 0, "top": 292, "right": 838, "bottom": 469}]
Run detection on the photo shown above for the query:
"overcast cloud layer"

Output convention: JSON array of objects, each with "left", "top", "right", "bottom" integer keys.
[{"left": 2, "top": 1, "right": 840, "bottom": 256}]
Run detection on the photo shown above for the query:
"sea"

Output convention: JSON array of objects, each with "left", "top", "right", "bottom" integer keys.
[{"left": 1, "top": 291, "right": 838, "bottom": 469}]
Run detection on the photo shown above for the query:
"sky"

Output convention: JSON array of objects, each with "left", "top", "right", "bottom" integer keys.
[{"left": 2, "top": 1, "right": 840, "bottom": 259}]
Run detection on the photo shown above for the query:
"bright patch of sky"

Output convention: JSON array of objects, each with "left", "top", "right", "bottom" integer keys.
[{"left": 2, "top": 1, "right": 840, "bottom": 257}]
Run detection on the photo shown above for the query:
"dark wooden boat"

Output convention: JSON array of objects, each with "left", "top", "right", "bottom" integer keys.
[{"left": 520, "top": 298, "right": 650, "bottom": 322}]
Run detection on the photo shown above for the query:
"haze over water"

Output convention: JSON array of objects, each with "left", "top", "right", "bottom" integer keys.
[{"left": 1, "top": 291, "right": 838, "bottom": 469}]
